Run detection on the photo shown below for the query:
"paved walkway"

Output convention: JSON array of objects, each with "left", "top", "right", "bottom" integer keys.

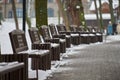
[{"left": 46, "top": 41, "right": 120, "bottom": 80}]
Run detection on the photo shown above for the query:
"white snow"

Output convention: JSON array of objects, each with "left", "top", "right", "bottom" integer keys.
[
  {"left": 85, "top": 14, "right": 111, "bottom": 20},
  {"left": 0, "top": 18, "right": 120, "bottom": 80}
]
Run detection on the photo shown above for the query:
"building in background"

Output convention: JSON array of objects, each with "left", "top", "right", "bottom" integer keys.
[
  {"left": 0, "top": 0, "right": 92, "bottom": 18},
  {"left": 0, "top": 0, "right": 118, "bottom": 19},
  {"left": 47, "top": 0, "right": 58, "bottom": 17},
  {"left": 0, "top": 0, "right": 23, "bottom": 18},
  {"left": 0, "top": 0, "right": 59, "bottom": 18},
  {"left": 89, "top": 0, "right": 119, "bottom": 13}
]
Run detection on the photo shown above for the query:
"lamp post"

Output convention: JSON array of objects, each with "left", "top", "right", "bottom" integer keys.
[{"left": 23, "top": 0, "right": 26, "bottom": 32}]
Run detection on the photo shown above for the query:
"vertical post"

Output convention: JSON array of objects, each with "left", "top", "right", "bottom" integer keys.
[{"left": 23, "top": 0, "right": 26, "bottom": 32}]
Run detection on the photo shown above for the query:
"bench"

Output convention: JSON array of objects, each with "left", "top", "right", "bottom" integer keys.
[
  {"left": 56, "top": 24, "right": 80, "bottom": 45},
  {"left": 86, "top": 27, "right": 98, "bottom": 43},
  {"left": 92, "top": 27, "right": 103, "bottom": 42},
  {"left": 77, "top": 26, "right": 96, "bottom": 44},
  {"left": 40, "top": 25, "right": 66, "bottom": 53},
  {"left": 28, "top": 27, "right": 60, "bottom": 60},
  {"left": 0, "top": 54, "right": 29, "bottom": 80},
  {"left": 0, "top": 62, "right": 24, "bottom": 80},
  {"left": 49, "top": 23, "right": 71, "bottom": 48},
  {"left": 9, "top": 29, "right": 52, "bottom": 80}
]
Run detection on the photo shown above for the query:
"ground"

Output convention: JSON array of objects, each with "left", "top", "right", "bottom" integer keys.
[{"left": 46, "top": 41, "right": 120, "bottom": 80}]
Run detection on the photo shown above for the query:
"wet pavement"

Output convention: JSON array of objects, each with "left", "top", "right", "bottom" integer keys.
[{"left": 46, "top": 41, "right": 120, "bottom": 80}]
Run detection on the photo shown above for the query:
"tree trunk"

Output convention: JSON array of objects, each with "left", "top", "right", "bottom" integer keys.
[
  {"left": 66, "top": 0, "right": 80, "bottom": 26},
  {"left": 64, "top": 0, "right": 86, "bottom": 28},
  {"left": 64, "top": 0, "right": 72, "bottom": 25},
  {"left": 93, "top": 0, "right": 100, "bottom": 28},
  {"left": 4, "top": 0, "right": 7, "bottom": 18},
  {"left": 56, "top": 0, "right": 69, "bottom": 30},
  {"left": 11, "top": 0, "right": 19, "bottom": 30},
  {"left": 108, "top": 0, "right": 114, "bottom": 24},
  {"left": 98, "top": 0, "right": 103, "bottom": 29},
  {"left": 35, "top": 0, "right": 48, "bottom": 30},
  {"left": 78, "top": 0, "right": 86, "bottom": 28},
  {"left": 118, "top": 0, "right": 120, "bottom": 19},
  {"left": 70, "top": 0, "right": 78, "bottom": 26}
]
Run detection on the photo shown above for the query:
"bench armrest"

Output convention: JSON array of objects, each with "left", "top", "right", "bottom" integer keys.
[
  {"left": 59, "top": 31, "right": 71, "bottom": 35},
  {"left": 32, "top": 43, "right": 51, "bottom": 50},
  {"left": 53, "top": 34, "right": 66, "bottom": 39},
  {"left": 45, "top": 38, "right": 60, "bottom": 43}
]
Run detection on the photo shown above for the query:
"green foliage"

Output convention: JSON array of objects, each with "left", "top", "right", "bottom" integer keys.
[{"left": 35, "top": 0, "right": 48, "bottom": 30}]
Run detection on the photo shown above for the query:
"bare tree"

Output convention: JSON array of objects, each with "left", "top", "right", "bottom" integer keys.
[
  {"left": 108, "top": 0, "right": 114, "bottom": 24},
  {"left": 118, "top": 0, "right": 120, "bottom": 19},
  {"left": 98, "top": 0, "right": 104, "bottom": 29},
  {"left": 4, "top": 0, "right": 7, "bottom": 19},
  {"left": 11, "top": 0, "right": 19, "bottom": 29},
  {"left": 56, "top": 0, "right": 69, "bottom": 30},
  {"left": 62, "top": 0, "right": 86, "bottom": 28},
  {"left": 35, "top": 0, "right": 48, "bottom": 30},
  {"left": 93, "top": 0, "right": 100, "bottom": 27}
]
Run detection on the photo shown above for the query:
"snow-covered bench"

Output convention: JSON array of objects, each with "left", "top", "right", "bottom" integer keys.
[
  {"left": 70, "top": 25, "right": 90, "bottom": 44},
  {"left": 28, "top": 27, "right": 60, "bottom": 61},
  {"left": 0, "top": 54, "right": 29, "bottom": 80},
  {"left": 56, "top": 24, "right": 80, "bottom": 45},
  {"left": 40, "top": 25, "right": 66, "bottom": 53},
  {"left": 92, "top": 27, "right": 103, "bottom": 42},
  {"left": 49, "top": 23, "right": 71, "bottom": 48},
  {"left": 9, "top": 29, "right": 52, "bottom": 80}
]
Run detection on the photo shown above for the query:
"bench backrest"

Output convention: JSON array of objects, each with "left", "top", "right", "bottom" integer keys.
[
  {"left": 40, "top": 25, "right": 51, "bottom": 40},
  {"left": 49, "top": 24, "right": 58, "bottom": 36},
  {"left": 56, "top": 24, "right": 67, "bottom": 33},
  {"left": 78, "top": 26, "right": 86, "bottom": 32},
  {"left": 9, "top": 30, "right": 28, "bottom": 53},
  {"left": 70, "top": 25, "right": 78, "bottom": 32},
  {"left": 28, "top": 27, "right": 42, "bottom": 44},
  {"left": 93, "top": 27, "right": 101, "bottom": 32}
]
